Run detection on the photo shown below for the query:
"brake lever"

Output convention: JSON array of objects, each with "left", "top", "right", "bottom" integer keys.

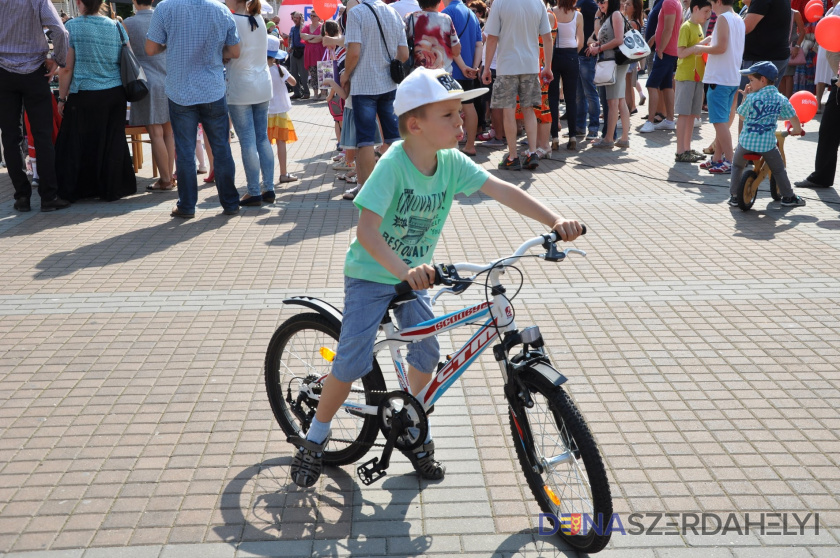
[
  {"left": 431, "top": 288, "right": 456, "bottom": 306},
  {"left": 542, "top": 243, "right": 587, "bottom": 262}
]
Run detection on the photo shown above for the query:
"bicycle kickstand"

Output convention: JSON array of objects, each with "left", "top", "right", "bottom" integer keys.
[{"left": 356, "top": 408, "right": 410, "bottom": 486}]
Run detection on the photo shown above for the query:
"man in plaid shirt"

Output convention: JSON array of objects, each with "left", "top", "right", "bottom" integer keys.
[{"left": 729, "top": 61, "right": 806, "bottom": 208}]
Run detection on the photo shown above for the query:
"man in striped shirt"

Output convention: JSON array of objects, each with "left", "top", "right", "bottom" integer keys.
[{"left": 0, "top": 0, "right": 71, "bottom": 212}]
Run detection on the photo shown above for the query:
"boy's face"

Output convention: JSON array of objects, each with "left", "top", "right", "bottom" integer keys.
[
  {"left": 412, "top": 99, "right": 465, "bottom": 149},
  {"left": 692, "top": 6, "right": 712, "bottom": 23},
  {"left": 747, "top": 74, "right": 769, "bottom": 91}
]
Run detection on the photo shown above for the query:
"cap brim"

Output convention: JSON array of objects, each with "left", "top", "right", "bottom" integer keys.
[
  {"left": 452, "top": 87, "right": 489, "bottom": 104},
  {"left": 739, "top": 68, "right": 754, "bottom": 75}
]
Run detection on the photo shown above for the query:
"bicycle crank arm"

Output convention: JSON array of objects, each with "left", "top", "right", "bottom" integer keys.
[{"left": 357, "top": 407, "right": 410, "bottom": 486}]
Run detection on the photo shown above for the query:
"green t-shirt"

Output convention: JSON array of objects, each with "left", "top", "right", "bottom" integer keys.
[
  {"left": 345, "top": 142, "right": 490, "bottom": 285},
  {"left": 675, "top": 21, "right": 705, "bottom": 82}
]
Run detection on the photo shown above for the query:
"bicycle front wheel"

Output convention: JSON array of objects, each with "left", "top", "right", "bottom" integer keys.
[
  {"left": 264, "top": 313, "right": 384, "bottom": 466},
  {"left": 510, "top": 368, "right": 613, "bottom": 553}
]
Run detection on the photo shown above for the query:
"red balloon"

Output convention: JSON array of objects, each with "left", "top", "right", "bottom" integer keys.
[
  {"left": 816, "top": 16, "right": 840, "bottom": 52},
  {"left": 312, "top": 0, "right": 339, "bottom": 20},
  {"left": 791, "top": 91, "right": 818, "bottom": 124},
  {"left": 805, "top": 1, "right": 825, "bottom": 22}
]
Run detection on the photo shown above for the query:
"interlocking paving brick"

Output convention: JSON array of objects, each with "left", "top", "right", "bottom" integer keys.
[{"left": 1, "top": 92, "right": 839, "bottom": 558}]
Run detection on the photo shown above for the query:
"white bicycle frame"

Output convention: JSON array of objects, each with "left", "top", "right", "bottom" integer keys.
[{"left": 308, "top": 233, "right": 585, "bottom": 419}]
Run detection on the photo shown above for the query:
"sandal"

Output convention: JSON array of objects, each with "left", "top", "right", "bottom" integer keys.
[
  {"left": 477, "top": 130, "right": 495, "bottom": 141},
  {"left": 615, "top": 139, "right": 630, "bottom": 149},
  {"left": 703, "top": 145, "right": 715, "bottom": 155},
  {"left": 203, "top": 170, "right": 215, "bottom": 184},
  {"left": 342, "top": 185, "right": 360, "bottom": 200},
  {"left": 146, "top": 179, "right": 175, "bottom": 192},
  {"left": 288, "top": 433, "right": 330, "bottom": 488},
  {"left": 400, "top": 441, "right": 445, "bottom": 480},
  {"left": 653, "top": 112, "right": 666, "bottom": 124},
  {"left": 279, "top": 173, "right": 299, "bottom": 183},
  {"left": 460, "top": 149, "right": 477, "bottom": 157},
  {"left": 345, "top": 174, "right": 358, "bottom": 184},
  {"left": 535, "top": 147, "right": 551, "bottom": 160}
]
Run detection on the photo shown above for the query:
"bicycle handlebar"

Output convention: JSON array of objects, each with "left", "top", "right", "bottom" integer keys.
[
  {"left": 784, "top": 121, "right": 806, "bottom": 137},
  {"left": 394, "top": 225, "right": 587, "bottom": 295}
]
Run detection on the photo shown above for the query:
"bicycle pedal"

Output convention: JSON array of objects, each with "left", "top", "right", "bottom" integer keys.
[{"left": 357, "top": 457, "right": 387, "bottom": 486}]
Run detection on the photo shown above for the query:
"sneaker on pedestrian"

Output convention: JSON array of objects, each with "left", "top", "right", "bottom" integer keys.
[
  {"left": 689, "top": 149, "right": 707, "bottom": 161},
  {"left": 699, "top": 158, "right": 720, "bottom": 170},
  {"left": 639, "top": 121, "right": 656, "bottom": 133},
  {"left": 654, "top": 119, "right": 676, "bottom": 131},
  {"left": 708, "top": 160, "right": 732, "bottom": 174},
  {"left": 40, "top": 197, "right": 71, "bottom": 212},
  {"left": 794, "top": 179, "right": 828, "bottom": 189},
  {"left": 485, "top": 137, "right": 507, "bottom": 147},
  {"left": 522, "top": 152, "right": 539, "bottom": 170},
  {"left": 675, "top": 151, "right": 696, "bottom": 163},
  {"left": 499, "top": 154, "right": 522, "bottom": 170},
  {"left": 780, "top": 195, "right": 806, "bottom": 207},
  {"left": 728, "top": 195, "right": 739, "bottom": 207}
]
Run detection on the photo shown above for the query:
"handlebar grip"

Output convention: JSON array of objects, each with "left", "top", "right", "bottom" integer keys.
[
  {"left": 394, "top": 268, "right": 443, "bottom": 295},
  {"left": 554, "top": 224, "right": 587, "bottom": 239}
]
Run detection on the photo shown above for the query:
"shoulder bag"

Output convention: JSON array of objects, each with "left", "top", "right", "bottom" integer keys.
[
  {"left": 116, "top": 23, "right": 149, "bottom": 102},
  {"left": 594, "top": 55, "right": 617, "bottom": 86},
  {"left": 617, "top": 16, "right": 650, "bottom": 63},
  {"left": 363, "top": 2, "right": 406, "bottom": 83}
]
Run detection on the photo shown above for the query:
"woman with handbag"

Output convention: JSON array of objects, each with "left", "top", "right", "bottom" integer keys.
[
  {"left": 588, "top": 0, "right": 631, "bottom": 148},
  {"left": 124, "top": 0, "right": 175, "bottom": 192},
  {"left": 225, "top": 0, "right": 275, "bottom": 206},
  {"left": 55, "top": 0, "right": 137, "bottom": 202}
]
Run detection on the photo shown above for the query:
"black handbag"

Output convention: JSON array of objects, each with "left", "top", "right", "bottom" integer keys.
[
  {"left": 363, "top": 2, "right": 405, "bottom": 84},
  {"left": 116, "top": 23, "right": 149, "bottom": 102},
  {"left": 292, "top": 46, "right": 305, "bottom": 59}
]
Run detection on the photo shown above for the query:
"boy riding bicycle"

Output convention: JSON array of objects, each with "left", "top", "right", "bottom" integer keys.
[{"left": 289, "top": 67, "right": 583, "bottom": 488}]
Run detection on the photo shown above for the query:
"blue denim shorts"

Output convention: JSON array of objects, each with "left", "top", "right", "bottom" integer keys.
[
  {"left": 646, "top": 53, "right": 678, "bottom": 90},
  {"left": 707, "top": 84, "right": 738, "bottom": 124},
  {"left": 331, "top": 276, "right": 440, "bottom": 383},
  {"left": 351, "top": 91, "right": 401, "bottom": 148}
]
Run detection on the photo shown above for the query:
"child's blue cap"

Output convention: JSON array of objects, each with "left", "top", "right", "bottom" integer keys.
[
  {"left": 267, "top": 35, "right": 280, "bottom": 59},
  {"left": 740, "top": 61, "right": 778, "bottom": 83}
]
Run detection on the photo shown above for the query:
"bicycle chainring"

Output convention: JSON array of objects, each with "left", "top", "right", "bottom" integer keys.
[{"left": 377, "top": 390, "right": 428, "bottom": 451}]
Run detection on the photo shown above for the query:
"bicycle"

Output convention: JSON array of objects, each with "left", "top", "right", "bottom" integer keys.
[
  {"left": 735, "top": 123, "right": 805, "bottom": 211},
  {"left": 264, "top": 228, "right": 614, "bottom": 553}
]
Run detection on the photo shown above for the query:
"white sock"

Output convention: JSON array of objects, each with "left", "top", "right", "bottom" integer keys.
[{"left": 305, "top": 417, "right": 330, "bottom": 445}]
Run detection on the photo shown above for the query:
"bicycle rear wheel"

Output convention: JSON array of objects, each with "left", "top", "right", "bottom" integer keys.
[
  {"left": 509, "top": 368, "right": 612, "bottom": 553},
  {"left": 265, "top": 313, "right": 384, "bottom": 466}
]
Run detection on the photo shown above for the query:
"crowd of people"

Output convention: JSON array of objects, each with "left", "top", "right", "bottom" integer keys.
[{"left": 1, "top": 0, "right": 839, "bottom": 215}]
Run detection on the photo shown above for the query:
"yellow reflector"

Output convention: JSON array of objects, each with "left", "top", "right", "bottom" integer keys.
[
  {"left": 544, "top": 485, "right": 561, "bottom": 506},
  {"left": 319, "top": 347, "right": 336, "bottom": 362}
]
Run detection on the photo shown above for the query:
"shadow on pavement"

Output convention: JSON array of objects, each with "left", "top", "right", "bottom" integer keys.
[
  {"left": 489, "top": 528, "right": 581, "bottom": 558},
  {"left": 216, "top": 457, "right": 430, "bottom": 557},
  {"left": 34, "top": 215, "right": 230, "bottom": 278},
  {"left": 729, "top": 205, "right": 819, "bottom": 240}
]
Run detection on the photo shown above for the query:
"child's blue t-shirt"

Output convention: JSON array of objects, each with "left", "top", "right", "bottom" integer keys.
[
  {"left": 736, "top": 84, "right": 796, "bottom": 153},
  {"left": 345, "top": 142, "right": 490, "bottom": 285}
]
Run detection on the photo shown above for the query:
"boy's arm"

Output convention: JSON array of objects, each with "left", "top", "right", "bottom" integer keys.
[
  {"left": 479, "top": 176, "right": 583, "bottom": 241},
  {"left": 692, "top": 16, "right": 728, "bottom": 55},
  {"left": 357, "top": 209, "right": 436, "bottom": 290}
]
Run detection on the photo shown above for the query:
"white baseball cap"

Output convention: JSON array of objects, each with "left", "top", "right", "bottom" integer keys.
[{"left": 393, "top": 67, "right": 489, "bottom": 117}]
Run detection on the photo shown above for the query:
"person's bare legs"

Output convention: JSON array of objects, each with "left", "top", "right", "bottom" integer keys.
[
  {"left": 617, "top": 98, "right": 629, "bottom": 142},
  {"left": 522, "top": 108, "right": 538, "bottom": 154},
  {"left": 676, "top": 115, "right": 693, "bottom": 153},
  {"left": 625, "top": 73, "right": 636, "bottom": 112},
  {"left": 605, "top": 98, "right": 619, "bottom": 142},
  {"left": 646, "top": 87, "right": 660, "bottom": 123},
  {"left": 147, "top": 124, "right": 174, "bottom": 185},
  {"left": 537, "top": 121, "right": 551, "bottom": 152},
  {"left": 781, "top": 75, "right": 794, "bottom": 99},
  {"left": 491, "top": 108, "right": 505, "bottom": 141},
  {"left": 356, "top": 143, "right": 389, "bottom": 186},
  {"left": 503, "top": 107, "right": 519, "bottom": 159},
  {"left": 203, "top": 127, "right": 214, "bottom": 175},
  {"left": 816, "top": 82, "right": 826, "bottom": 111},
  {"left": 662, "top": 87, "right": 675, "bottom": 121},
  {"left": 712, "top": 122, "right": 733, "bottom": 162},
  {"left": 461, "top": 103, "right": 478, "bottom": 154},
  {"left": 276, "top": 141, "right": 287, "bottom": 176}
]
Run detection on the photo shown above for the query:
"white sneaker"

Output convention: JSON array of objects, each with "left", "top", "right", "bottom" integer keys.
[
  {"left": 654, "top": 119, "right": 676, "bottom": 131},
  {"left": 694, "top": 118, "right": 702, "bottom": 128},
  {"left": 639, "top": 121, "right": 656, "bottom": 133}
]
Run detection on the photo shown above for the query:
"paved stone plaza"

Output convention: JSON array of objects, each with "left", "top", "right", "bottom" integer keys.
[{"left": 0, "top": 97, "right": 839, "bottom": 558}]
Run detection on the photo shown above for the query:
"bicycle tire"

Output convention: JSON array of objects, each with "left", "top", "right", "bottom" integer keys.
[
  {"left": 737, "top": 170, "right": 759, "bottom": 211},
  {"left": 264, "top": 313, "right": 385, "bottom": 466},
  {"left": 509, "top": 368, "right": 612, "bottom": 553}
]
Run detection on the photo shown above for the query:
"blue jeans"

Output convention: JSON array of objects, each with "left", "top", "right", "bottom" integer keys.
[
  {"left": 228, "top": 101, "right": 274, "bottom": 197},
  {"left": 352, "top": 90, "right": 401, "bottom": 147},
  {"left": 576, "top": 55, "right": 600, "bottom": 135},
  {"left": 169, "top": 97, "right": 239, "bottom": 214}
]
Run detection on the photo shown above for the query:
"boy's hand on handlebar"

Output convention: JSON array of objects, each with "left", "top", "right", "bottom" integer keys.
[
  {"left": 401, "top": 264, "right": 436, "bottom": 291},
  {"left": 553, "top": 220, "right": 584, "bottom": 242}
]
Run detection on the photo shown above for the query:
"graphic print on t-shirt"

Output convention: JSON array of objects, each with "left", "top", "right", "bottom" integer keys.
[
  {"left": 383, "top": 188, "right": 447, "bottom": 263},
  {"left": 410, "top": 13, "right": 458, "bottom": 70}
]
